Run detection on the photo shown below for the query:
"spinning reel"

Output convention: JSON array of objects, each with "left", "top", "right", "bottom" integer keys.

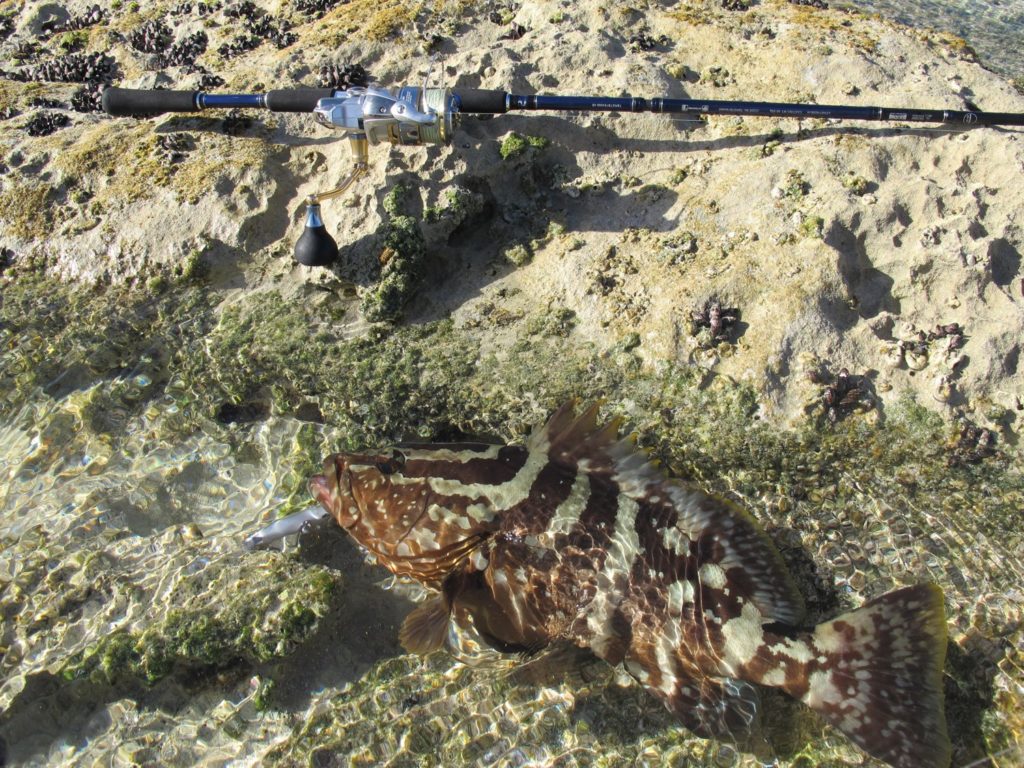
[{"left": 295, "top": 83, "right": 458, "bottom": 266}]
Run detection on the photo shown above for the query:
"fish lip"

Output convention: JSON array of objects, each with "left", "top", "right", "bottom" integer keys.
[
  {"left": 310, "top": 456, "right": 360, "bottom": 528},
  {"left": 308, "top": 474, "right": 331, "bottom": 510}
]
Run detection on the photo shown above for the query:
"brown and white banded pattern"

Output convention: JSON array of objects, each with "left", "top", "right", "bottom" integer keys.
[{"left": 310, "top": 402, "right": 952, "bottom": 768}]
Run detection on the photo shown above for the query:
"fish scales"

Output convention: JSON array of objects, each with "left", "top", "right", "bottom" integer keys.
[{"left": 309, "top": 402, "right": 952, "bottom": 768}]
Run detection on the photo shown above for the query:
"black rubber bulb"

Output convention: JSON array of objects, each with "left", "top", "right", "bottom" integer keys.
[{"left": 294, "top": 203, "right": 339, "bottom": 267}]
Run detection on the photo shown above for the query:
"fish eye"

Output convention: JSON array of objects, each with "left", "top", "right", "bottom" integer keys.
[{"left": 375, "top": 449, "right": 406, "bottom": 475}]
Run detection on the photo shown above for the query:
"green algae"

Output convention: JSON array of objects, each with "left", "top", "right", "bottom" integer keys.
[
  {"left": 499, "top": 132, "right": 551, "bottom": 161},
  {"left": 2, "top": 266, "right": 1022, "bottom": 765},
  {"left": 361, "top": 183, "right": 428, "bottom": 323},
  {"left": 61, "top": 555, "right": 341, "bottom": 686},
  {"left": 0, "top": 181, "right": 60, "bottom": 241}
]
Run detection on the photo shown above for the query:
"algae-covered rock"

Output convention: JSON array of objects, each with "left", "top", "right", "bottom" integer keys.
[
  {"left": 361, "top": 185, "right": 427, "bottom": 323},
  {"left": 62, "top": 549, "right": 340, "bottom": 686},
  {"left": 0, "top": 525, "right": 342, "bottom": 706}
]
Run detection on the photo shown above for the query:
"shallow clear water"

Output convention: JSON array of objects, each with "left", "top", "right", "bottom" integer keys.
[
  {"left": 2, "top": 0, "right": 1024, "bottom": 766},
  {"left": 839, "top": 0, "right": 1024, "bottom": 77}
]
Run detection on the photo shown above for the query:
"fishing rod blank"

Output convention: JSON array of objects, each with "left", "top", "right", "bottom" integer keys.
[
  {"left": 100, "top": 83, "right": 1024, "bottom": 266},
  {"left": 103, "top": 85, "right": 1024, "bottom": 127}
]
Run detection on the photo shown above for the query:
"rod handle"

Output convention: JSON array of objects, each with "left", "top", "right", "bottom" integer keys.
[
  {"left": 264, "top": 88, "right": 334, "bottom": 112},
  {"left": 453, "top": 88, "right": 508, "bottom": 114},
  {"left": 102, "top": 87, "right": 199, "bottom": 116}
]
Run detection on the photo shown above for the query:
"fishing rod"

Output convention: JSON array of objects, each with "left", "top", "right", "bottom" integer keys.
[{"left": 102, "top": 82, "right": 1024, "bottom": 267}]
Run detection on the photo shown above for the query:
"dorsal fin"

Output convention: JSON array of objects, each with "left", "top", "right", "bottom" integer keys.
[
  {"left": 665, "top": 487, "right": 806, "bottom": 626},
  {"left": 533, "top": 403, "right": 805, "bottom": 625}
]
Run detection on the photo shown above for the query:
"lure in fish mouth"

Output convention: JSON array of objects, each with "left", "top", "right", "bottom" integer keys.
[{"left": 249, "top": 402, "right": 952, "bottom": 768}]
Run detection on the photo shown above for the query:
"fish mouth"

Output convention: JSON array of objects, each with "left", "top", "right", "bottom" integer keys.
[
  {"left": 310, "top": 456, "right": 360, "bottom": 528},
  {"left": 308, "top": 474, "right": 332, "bottom": 511}
]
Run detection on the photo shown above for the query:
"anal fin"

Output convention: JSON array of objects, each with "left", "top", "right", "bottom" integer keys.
[{"left": 626, "top": 645, "right": 762, "bottom": 747}]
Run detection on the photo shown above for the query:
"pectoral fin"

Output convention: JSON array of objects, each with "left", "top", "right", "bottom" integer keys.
[{"left": 399, "top": 596, "right": 451, "bottom": 654}]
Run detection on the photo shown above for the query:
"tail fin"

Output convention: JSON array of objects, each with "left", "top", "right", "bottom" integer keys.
[{"left": 788, "top": 584, "right": 951, "bottom": 768}]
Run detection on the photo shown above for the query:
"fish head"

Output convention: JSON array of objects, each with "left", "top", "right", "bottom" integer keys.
[
  {"left": 309, "top": 447, "right": 490, "bottom": 584},
  {"left": 309, "top": 448, "right": 420, "bottom": 544}
]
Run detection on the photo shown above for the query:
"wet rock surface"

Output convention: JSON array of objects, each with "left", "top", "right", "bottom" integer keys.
[{"left": 0, "top": 0, "right": 1023, "bottom": 766}]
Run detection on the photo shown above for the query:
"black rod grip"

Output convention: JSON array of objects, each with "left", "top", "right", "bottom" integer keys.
[
  {"left": 102, "top": 87, "right": 200, "bottom": 116},
  {"left": 265, "top": 88, "right": 335, "bottom": 112},
  {"left": 453, "top": 88, "right": 508, "bottom": 114}
]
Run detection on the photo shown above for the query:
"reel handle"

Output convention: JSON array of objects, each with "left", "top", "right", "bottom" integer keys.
[{"left": 293, "top": 203, "right": 338, "bottom": 267}]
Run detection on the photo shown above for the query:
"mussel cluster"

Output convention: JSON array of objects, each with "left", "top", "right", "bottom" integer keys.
[
  {"left": 499, "top": 23, "right": 527, "bottom": 41},
  {"left": 6, "top": 51, "right": 114, "bottom": 83},
  {"left": 0, "top": 106, "right": 16, "bottom": 120},
  {"left": 0, "top": 13, "right": 15, "bottom": 42},
  {"left": 948, "top": 421, "right": 997, "bottom": 466},
  {"left": 25, "top": 111, "right": 70, "bottom": 136},
  {"left": 217, "top": 1, "right": 296, "bottom": 57},
  {"left": 39, "top": 4, "right": 105, "bottom": 37},
  {"left": 10, "top": 41, "right": 42, "bottom": 62},
  {"left": 318, "top": 63, "right": 371, "bottom": 90},
  {"left": 0, "top": 247, "right": 13, "bottom": 272},
  {"left": 691, "top": 299, "right": 740, "bottom": 344},
  {"left": 628, "top": 32, "right": 671, "bottom": 51},
  {"left": 71, "top": 81, "right": 105, "bottom": 112},
  {"left": 294, "top": 0, "right": 346, "bottom": 19},
  {"left": 789, "top": 0, "right": 828, "bottom": 8},
  {"left": 721, "top": 0, "right": 750, "bottom": 10},
  {"left": 29, "top": 96, "right": 64, "bottom": 108},
  {"left": 128, "top": 19, "right": 173, "bottom": 54},
  {"left": 171, "top": 1, "right": 222, "bottom": 16},
  {"left": 222, "top": 109, "right": 252, "bottom": 135},
  {"left": 161, "top": 31, "right": 209, "bottom": 69},
  {"left": 197, "top": 72, "right": 225, "bottom": 89},
  {"left": 154, "top": 133, "right": 193, "bottom": 164},
  {"left": 810, "top": 368, "right": 870, "bottom": 424}
]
